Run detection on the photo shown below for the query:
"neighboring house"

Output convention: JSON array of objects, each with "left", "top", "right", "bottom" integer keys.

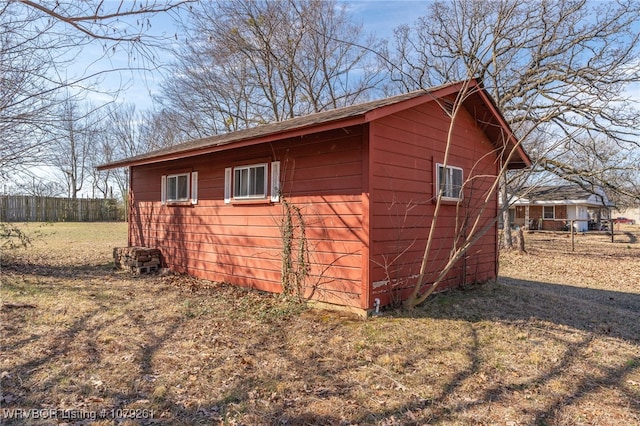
[
  {"left": 99, "top": 79, "right": 530, "bottom": 313},
  {"left": 506, "top": 185, "right": 613, "bottom": 232}
]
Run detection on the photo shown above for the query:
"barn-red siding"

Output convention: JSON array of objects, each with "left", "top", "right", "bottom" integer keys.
[
  {"left": 129, "top": 127, "right": 368, "bottom": 308},
  {"left": 367, "top": 98, "right": 500, "bottom": 306},
  {"left": 104, "top": 80, "right": 529, "bottom": 313}
]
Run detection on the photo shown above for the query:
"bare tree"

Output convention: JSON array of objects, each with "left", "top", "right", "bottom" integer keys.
[
  {"left": 0, "top": 0, "right": 191, "bottom": 179},
  {"left": 382, "top": 0, "right": 640, "bottom": 248},
  {"left": 156, "top": 0, "right": 384, "bottom": 137},
  {"left": 138, "top": 109, "right": 185, "bottom": 151},
  {"left": 92, "top": 104, "right": 134, "bottom": 200},
  {"left": 49, "top": 99, "right": 105, "bottom": 199},
  {"left": 542, "top": 136, "right": 640, "bottom": 201},
  {"left": 90, "top": 131, "right": 116, "bottom": 200},
  {"left": 2, "top": 177, "right": 66, "bottom": 197},
  {"left": 93, "top": 103, "right": 155, "bottom": 201},
  {"left": 89, "top": 103, "right": 183, "bottom": 204},
  {"left": 363, "top": 0, "right": 640, "bottom": 306},
  {"left": 0, "top": 2, "right": 62, "bottom": 177}
]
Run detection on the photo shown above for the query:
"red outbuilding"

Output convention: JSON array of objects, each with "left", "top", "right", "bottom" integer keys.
[{"left": 99, "top": 79, "right": 530, "bottom": 314}]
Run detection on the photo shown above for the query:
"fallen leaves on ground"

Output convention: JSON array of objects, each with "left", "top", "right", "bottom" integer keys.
[{"left": 1, "top": 223, "right": 639, "bottom": 425}]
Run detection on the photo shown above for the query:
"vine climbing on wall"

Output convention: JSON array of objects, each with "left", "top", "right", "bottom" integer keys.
[{"left": 280, "top": 198, "right": 310, "bottom": 301}]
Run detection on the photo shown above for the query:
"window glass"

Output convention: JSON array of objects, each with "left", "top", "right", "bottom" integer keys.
[
  {"left": 234, "top": 164, "right": 267, "bottom": 198},
  {"left": 167, "top": 176, "right": 177, "bottom": 200},
  {"left": 167, "top": 173, "right": 190, "bottom": 201},
  {"left": 251, "top": 166, "right": 265, "bottom": 195},
  {"left": 437, "top": 164, "right": 463, "bottom": 200},
  {"left": 177, "top": 174, "right": 189, "bottom": 199},
  {"left": 438, "top": 166, "right": 447, "bottom": 195},
  {"left": 543, "top": 206, "right": 554, "bottom": 219},
  {"left": 451, "top": 168, "right": 462, "bottom": 199},
  {"left": 234, "top": 168, "right": 248, "bottom": 197}
]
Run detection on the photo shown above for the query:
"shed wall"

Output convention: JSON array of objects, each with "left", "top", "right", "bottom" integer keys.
[
  {"left": 129, "top": 127, "right": 367, "bottom": 308},
  {"left": 368, "top": 99, "right": 500, "bottom": 306}
]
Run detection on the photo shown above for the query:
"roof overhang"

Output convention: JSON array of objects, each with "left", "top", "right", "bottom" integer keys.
[
  {"left": 98, "top": 79, "right": 531, "bottom": 171},
  {"left": 462, "top": 82, "right": 530, "bottom": 170},
  {"left": 98, "top": 115, "right": 367, "bottom": 170},
  {"left": 504, "top": 186, "right": 614, "bottom": 208},
  {"left": 510, "top": 199, "right": 612, "bottom": 208}
]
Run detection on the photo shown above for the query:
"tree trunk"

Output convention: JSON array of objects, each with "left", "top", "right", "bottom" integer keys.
[{"left": 516, "top": 227, "right": 526, "bottom": 253}]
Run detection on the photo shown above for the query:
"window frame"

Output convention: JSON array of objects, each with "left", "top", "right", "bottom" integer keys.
[
  {"left": 161, "top": 171, "right": 198, "bottom": 205},
  {"left": 224, "top": 161, "right": 280, "bottom": 204},
  {"left": 232, "top": 163, "right": 268, "bottom": 200},
  {"left": 435, "top": 163, "right": 464, "bottom": 201},
  {"left": 166, "top": 172, "right": 190, "bottom": 202},
  {"left": 543, "top": 205, "right": 555, "bottom": 219}
]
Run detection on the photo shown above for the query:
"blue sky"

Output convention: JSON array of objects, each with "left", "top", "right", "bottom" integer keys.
[
  {"left": 20, "top": 1, "right": 425, "bottom": 193},
  {"left": 85, "top": 1, "right": 427, "bottom": 110},
  {"left": 347, "top": 0, "right": 427, "bottom": 35},
  {"left": 87, "top": 1, "right": 639, "bottom": 112}
]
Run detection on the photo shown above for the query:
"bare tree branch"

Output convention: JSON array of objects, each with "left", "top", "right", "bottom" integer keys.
[
  {"left": 154, "top": 0, "right": 385, "bottom": 139},
  {"left": 1, "top": 0, "right": 190, "bottom": 181},
  {"left": 383, "top": 0, "right": 640, "bottom": 204}
]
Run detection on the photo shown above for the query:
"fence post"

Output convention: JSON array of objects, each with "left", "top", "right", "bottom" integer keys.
[
  {"left": 571, "top": 220, "right": 575, "bottom": 252},
  {"left": 611, "top": 220, "right": 614, "bottom": 243}
]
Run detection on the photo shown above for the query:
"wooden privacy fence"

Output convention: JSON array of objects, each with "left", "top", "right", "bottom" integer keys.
[{"left": 0, "top": 196, "right": 124, "bottom": 222}]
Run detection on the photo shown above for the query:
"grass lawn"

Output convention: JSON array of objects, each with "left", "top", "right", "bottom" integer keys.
[{"left": 1, "top": 222, "right": 639, "bottom": 425}]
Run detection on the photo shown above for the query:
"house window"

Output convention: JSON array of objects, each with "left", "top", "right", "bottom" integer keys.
[
  {"left": 543, "top": 206, "right": 555, "bottom": 219},
  {"left": 436, "top": 163, "right": 463, "bottom": 200},
  {"left": 167, "top": 173, "right": 190, "bottom": 201},
  {"left": 224, "top": 161, "right": 280, "bottom": 203},
  {"left": 161, "top": 171, "right": 198, "bottom": 205},
  {"left": 234, "top": 163, "right": 267, "bottom": 199}
]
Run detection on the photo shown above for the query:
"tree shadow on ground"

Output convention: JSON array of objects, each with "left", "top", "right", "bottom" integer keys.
[
  {"left": 179, "top": 276, "right": 640, "bottom": 425},
  {"left": 2, "top": 259, "right": 116, "bottom": 280},
  {"left": 623, "top": 231, "right": 638, "bottom": 244},
  {"left": 361, "top": 278, "right": 640, "bottom": 424},
  {"left": 486, "top": 278, "right": 640, "bottom": 344},
  {"left": 3, "top": 261, "right": 639, "bottom": 425}
]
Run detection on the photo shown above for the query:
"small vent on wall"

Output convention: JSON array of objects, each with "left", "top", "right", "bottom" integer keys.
[{"left": 442, "top": 98, "right": 455, "bottom": 115}]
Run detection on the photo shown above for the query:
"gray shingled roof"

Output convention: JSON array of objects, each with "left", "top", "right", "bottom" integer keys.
[
  {"left": 513, "top": 185, "right": 612, "bottom": 206},
  {"left": 525, "top": 185, "right": 595, "bottom": 201},
  {"left": 98, "top": 79, "right": 529, "bottom": 170},
  {"left": 99, "top": 89, "right": 438, "bottom": 169}
]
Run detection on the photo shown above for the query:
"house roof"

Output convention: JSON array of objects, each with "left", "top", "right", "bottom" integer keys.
[
  {"left": 510, "top": 185, "right": 613, "bottom": 207},
  {"left": 98, "top": 79, "right": 530, "bottom": 170}
]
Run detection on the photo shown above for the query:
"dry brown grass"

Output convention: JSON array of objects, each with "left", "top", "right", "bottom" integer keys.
[{"left": 1, "top": 222, "right": 639, "bottom": 425}]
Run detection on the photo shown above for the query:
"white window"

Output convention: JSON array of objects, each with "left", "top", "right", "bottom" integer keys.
[
  {"left": 161, "top": 171, "right": 198, "bottom": 204},
  {"left": 224, "top": 161, "right": 280, "bottom": 203},
  {"left": 234, "top": 163, "right": 267, "bottom": 199},
  {"left": 543, "top": 206, "right": 554, "bottom": 219},
  {"left": 436, "top": 163, "right": 463, "bottom": 200},
  {"left": 168, "top": 173, "right": 189, "bottom": 201}
]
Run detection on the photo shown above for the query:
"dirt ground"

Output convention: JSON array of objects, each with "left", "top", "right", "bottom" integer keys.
[{"left": 1, "top": 222, "right": 639, "bottom": 425}]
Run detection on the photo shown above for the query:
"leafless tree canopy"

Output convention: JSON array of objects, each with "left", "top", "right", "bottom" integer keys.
[
  {"left": 4, "top": 0, "right": 639, "bottom": 209},
  {"left": 0, "top": 0, "right": 190, "bottom": 179},
  {"left": 384, "top": 0, "right": 640, "bottom": 200},
  {"left": 155, "top": 0, "right": 384, "bottom": 139},
  {"left": 49, "top": 99, "right": 102, "bottom": 199},
  {"left": 92, "top": 104, "right": 173, "bottom": 201},
  {"left": 1, "top": 2, "right": 61, "bottom": 176}
]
